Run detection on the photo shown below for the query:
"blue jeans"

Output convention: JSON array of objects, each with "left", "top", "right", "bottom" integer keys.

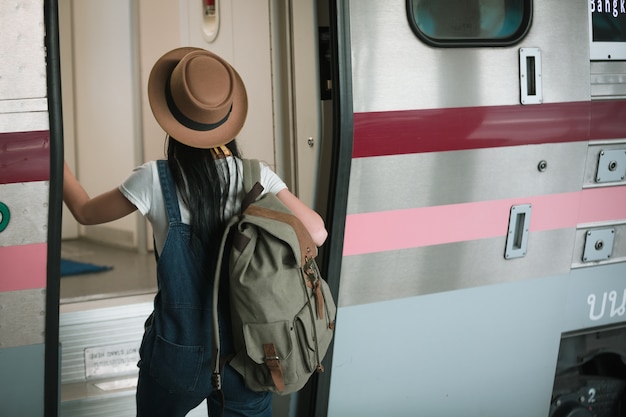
[{"left": 136, "top": 364, "right": 271, "bottom": 417}]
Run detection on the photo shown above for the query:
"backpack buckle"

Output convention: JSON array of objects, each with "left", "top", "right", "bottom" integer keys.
[{"left": 263, "top": 343, "right": 286, "bottom": 392}]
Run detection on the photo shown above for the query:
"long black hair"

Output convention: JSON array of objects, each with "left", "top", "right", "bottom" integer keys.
[{"left": 166, "top": 137, "right": 241, "bottom": 265}]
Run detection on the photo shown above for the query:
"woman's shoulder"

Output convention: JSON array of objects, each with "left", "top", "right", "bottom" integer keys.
[
  {"left": 141, "top": 159, "right": 160, "bottom": 170},
  {"left": 120, "top": 160, "right": 163, "bottom": 194},
  {"left": 255, "top": 159, "right": 288, "bottom": 194},
  {"left": 133, "top": 160, "right": 160, "bottom": 181},
  {"left": 128, "top": 159, "right": 159, "bottom": 174}
]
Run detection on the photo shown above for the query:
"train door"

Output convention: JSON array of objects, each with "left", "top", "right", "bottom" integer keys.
[
  {"left": 0, "top": 0, "right": 63, "bottom": 415},
  {"left": 315, "top": 1, "right": 626, "bottom": 416},
  {"left": 55, "top": 0, "right": 326, "bottom": 416}
]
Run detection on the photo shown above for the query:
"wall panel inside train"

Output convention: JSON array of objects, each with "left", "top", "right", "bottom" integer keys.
[{"left": 324, "top": 1, "right": 626, "bottom": 416}]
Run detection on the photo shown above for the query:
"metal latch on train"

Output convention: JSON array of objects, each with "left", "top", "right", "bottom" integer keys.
[
  {"left": 519, "top": 48, "right": 542, "bottom": 105},
  {"left": 505, "top": 204, "right": 532, "bottom": 259},
  {"left": 582, "top": 228, "right": 615, "bottom": 262},
  {"left": 596, "top": 149, "right": 626, "bottom": 184}
]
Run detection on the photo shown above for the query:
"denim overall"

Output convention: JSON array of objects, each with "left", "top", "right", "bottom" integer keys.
[{"left": 135, "top": 160, "right": 271, "bottom": 417}]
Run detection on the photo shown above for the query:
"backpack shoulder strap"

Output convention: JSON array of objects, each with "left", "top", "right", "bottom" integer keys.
[
  {"left": 211, "top": 158, "right": 263, "bottom": 394},
  {"left": 241, "top": 158, "right": 261, "bottom": 192},
  {"left": 240, "top": 159, "right": 264, "bottom": 213}
]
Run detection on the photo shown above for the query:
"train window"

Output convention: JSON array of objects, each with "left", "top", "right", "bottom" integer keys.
[{"left": 406, "top": 0, "right": 532, "bottom": 47}]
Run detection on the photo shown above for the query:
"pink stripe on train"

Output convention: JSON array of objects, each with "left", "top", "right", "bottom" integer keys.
[
  {"left": 343, "top": 187, "right": 626, "bottom": 256},
  {"left": 0, "top": 243, "right": 47, "bottom": 292}
]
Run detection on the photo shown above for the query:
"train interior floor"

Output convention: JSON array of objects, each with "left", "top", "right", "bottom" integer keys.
[{"left": 60, "top": 238, "right": 157, "bottom": 304}]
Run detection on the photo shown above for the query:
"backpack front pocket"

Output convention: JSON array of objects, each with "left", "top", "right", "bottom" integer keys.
[
  {"left": 294, "top": 295, "right": 334, "bottom": 373},
  {"left": 238, "top": 321, "right": 299, "bottom": 388}
]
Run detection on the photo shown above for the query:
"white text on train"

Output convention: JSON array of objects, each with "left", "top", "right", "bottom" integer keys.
[
  {"left": 588, "top": 289, "right": 626, "bottom": 321},
  {"left": 591, "top": 0, "right": 626, "bottom": 17}
]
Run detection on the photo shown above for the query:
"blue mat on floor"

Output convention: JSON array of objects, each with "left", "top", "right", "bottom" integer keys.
[{"left": 60, "top": 258, "right": 113, "bottom": 277}]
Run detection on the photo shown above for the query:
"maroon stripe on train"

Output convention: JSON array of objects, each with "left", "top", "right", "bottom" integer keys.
[
  {"left": 0, "top": 130, "right": 50, "bottom": 184},
  {"left": 353, "top": 100, "right": 626, "bottom": 158},
  {"left": 590, "top": 100, "right": 626, "bottom": 140}
]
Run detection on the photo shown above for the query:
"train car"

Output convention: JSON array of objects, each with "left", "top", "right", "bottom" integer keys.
[
  {"left": 0, "top": 0, "right": 62, "bottom": 416},
  {"left": 318, "top": 1, "right": 626, "bottom": 417},
  {"left": 2, "top": 1, "right": 626, "bottom": 416}
]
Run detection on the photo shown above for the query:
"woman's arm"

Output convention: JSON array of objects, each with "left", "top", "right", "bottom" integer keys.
[
  {"left": 276, "top": 189, "right": 328, "bottom": 247},
  {"left": 64, "top": 162, "right": 137, "bottom": 225}
]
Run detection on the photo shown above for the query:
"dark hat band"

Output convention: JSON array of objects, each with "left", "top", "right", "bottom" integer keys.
[{"left": 165, "top": 78, "right": 232, "bottom": 132}]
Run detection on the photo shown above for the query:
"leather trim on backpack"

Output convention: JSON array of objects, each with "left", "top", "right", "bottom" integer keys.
[{"left": 245, "top": 205, "right": 317, "bottom": 266}]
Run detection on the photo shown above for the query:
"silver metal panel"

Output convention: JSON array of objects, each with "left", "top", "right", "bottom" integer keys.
[
  {"left": 0, "top": 0, "right": 47, "bottom": 102},
  {"left": 0, "top": 110, "right": 49, "bottom": 133},
  {"left": 0, "top": 98, "right": 48, "bottom": 114},
  {"left": 338, "top": 229, "right": 574, "bottom": 307},
  {"left": 61, "top": 393, "right": 137, "bottom": 417},
  {"left": 0, "top": 181, "right": 49, "bottom": 247},
  {"left": 61, "top": 392, "right": 209, "bottom": 417},
  {"left": 0, "top": 289, "right": 46, "bottom": 348},
  {"left": 349, "top": 0, "right": 590, "bottom": 113},
  {"left": 583, "top": 141, "right": 626, "bottom": 188},
  {"left": 591, "top": 61, "right": 626, "bottom": 99},
  {"left": 572, "top": 222, "right": 626, "bottom": 269},
  {"left": 347, "top": 142, "right": 588, "bottom": 214},
  {"left": 60, "top": 297, "right": 154, "bottom": 384}
]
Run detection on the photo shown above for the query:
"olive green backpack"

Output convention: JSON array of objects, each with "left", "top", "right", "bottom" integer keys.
[{"left": 211, "top": 159, "right": 336, "bottom": 396}]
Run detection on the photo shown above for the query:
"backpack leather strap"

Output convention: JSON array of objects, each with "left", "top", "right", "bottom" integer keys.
[
  {"left": 242, "top": 158, "right": 261, "bottom": 194},
  {"left": 240, "top": 159, "right": 264, "bottom": 213},
  {"left": 263, "top": 343, "right": 286, "bottom": 392}
]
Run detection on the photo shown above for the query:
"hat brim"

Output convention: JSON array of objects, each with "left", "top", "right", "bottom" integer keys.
[{"left": 148, "top": 47, "right": 248, "bottom": 149}]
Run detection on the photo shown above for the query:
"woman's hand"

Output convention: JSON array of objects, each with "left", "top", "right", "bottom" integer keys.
[{"left": 276, "top": 189, "right": 328, "bottom": 247}]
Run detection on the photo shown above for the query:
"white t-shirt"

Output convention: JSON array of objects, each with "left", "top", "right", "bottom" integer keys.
[{"left": 119, "top": 158, "right": 287, "bottom": 254}]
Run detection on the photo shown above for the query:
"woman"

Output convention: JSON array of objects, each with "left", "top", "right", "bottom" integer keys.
[{"left": 63, "top": 47, "right": 327, "bottom": 417}]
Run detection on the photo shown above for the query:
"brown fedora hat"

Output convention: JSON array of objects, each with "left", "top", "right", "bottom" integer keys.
[{"left": 148, "top": 47, "right": 247, "bottom": 148}]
